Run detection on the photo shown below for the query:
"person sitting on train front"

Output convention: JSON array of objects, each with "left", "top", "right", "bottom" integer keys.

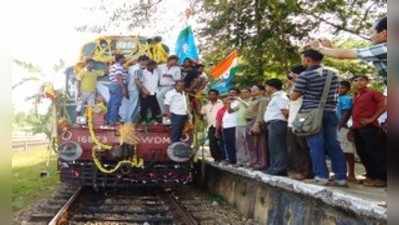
[{"left": 164, "top": 80, "right": 189, "bottom": 143}]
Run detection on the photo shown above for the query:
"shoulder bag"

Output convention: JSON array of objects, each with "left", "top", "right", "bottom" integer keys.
[{"left": 292, "top": 68, "right": 333, "bottom": 136}]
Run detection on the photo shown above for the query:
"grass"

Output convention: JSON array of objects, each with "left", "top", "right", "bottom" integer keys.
[{"left": 12, "top": 146, "right": 60, "bottom": 213}]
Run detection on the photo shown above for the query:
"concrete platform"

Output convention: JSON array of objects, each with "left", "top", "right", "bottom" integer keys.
[{"left": 195, "top": 160, "right": 387, "bottom": 225}]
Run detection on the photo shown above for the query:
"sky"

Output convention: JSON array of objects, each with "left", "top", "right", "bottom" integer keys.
[{"left": 7, "top": 0, "right": 193, "bottom": 113}]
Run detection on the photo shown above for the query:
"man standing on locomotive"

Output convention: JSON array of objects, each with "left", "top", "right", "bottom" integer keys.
[
  {"left": 106, "top": 54, "right": 128, "bottom": 125},
  {"left": 119, "top": 55, "right": 150, "bottom": 123},
  {"left": 156, "top": 55, "right": 182, "bottom": 114},
  {"left": 164, "top": 80, "right": 189, "bottom": 143},
  {"left": 75, "top": 58, "right": 105, "bottom": 119},
  {"left": 137, "top": 59, "right": 162, "bottom": 123}
]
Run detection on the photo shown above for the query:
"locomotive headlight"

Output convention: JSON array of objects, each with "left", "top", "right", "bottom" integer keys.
[
  {"left": 167, "top": 142, "right": 193, "bottom": 163},
  {"left": 58, "top": 141, "right": 83, "bottom": 161}
]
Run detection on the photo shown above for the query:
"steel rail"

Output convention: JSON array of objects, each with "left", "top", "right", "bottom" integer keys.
[
  {"left": 162, "top": 191, "right": 199, "bottom": 225},
  {"left": 48, "top": 187, "right": 81, "bottom": 225}
]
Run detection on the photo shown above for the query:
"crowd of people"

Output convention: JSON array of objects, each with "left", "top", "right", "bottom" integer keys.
[
  {"left": 75, "top": 16, "right": 387, "bottom": 188},
  {"left": 200, "top": 16, "right": 387, "bottom": 188}
]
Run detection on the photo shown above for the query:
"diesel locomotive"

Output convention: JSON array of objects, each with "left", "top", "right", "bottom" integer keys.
[{"left": 54, "top": 35, "right": 194, "bottom": 188}]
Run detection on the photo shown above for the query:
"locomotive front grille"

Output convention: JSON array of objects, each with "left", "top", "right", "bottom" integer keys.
[{"left": 59, "top": 160, "right": 192, "bottom": 187}]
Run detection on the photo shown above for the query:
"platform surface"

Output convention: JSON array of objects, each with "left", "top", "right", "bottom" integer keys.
[{"left": 197, "top": 153, "right": 387, "bottom": 221}]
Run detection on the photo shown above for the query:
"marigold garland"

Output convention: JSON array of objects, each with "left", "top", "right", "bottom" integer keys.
[
  {"left": 86, "top": 106, "right": 144, "bottom": 173},
  {"left": 91, "top": 148, "right": 143, "bottom": 174},
  {"left": 86, "top": 106, "right": 112, "bottom": 150}
]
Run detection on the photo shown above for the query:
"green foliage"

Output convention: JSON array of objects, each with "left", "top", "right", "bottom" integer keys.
[
  {"left": 75, "top": 0, "right": 386, "bottom": 88},
  {"left": 198, "top": 0, "right": 386, "bottom": 86},
  {"left": 13, "top": 59, "right": 66, "bottom": 139},
  {"left": 13, "top": 109, "right": 52, "bottom": 139}
]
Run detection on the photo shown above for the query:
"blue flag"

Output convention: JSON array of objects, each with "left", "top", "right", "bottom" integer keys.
[{"left": 175, "top": 26, "right": 199, "bottom": 64}]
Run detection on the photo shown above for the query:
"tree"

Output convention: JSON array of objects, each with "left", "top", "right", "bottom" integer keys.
[
  {"left": 74, "top": 0, "right": 386, "bottom": 86},
  {"left": 75, "top": 0, "right": 192, "bottom": 34},
  {"left": 12, "top": 59, "right": 66, "bottom": 140},
  {"left": 197, "top": 0, "right": 387, "bottom": 86}
]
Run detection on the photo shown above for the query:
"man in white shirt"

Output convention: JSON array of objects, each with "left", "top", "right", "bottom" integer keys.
[
  {"left": 156, "top": 55, "right": 182, "bottom": 113},
  {"left": 286, "top": 65, "right": 312, "bottom": 180},
  {"left": 200, "top": 89, "right": 224, "bottom": 161},
  {"left": 220, "top": 89, "right": 240, "bottom": 164},
  {"left": 138, "top": 60, "right": 162, "bottom": 123},
  {"left": 119, "top": 55, "right": 149, "bottom": 123},
  {"left": 164, "top": 80, "right": 189, "bottom": 143},
  {"left": 263, "top": 78, "right": 289, "bottom": 176}
]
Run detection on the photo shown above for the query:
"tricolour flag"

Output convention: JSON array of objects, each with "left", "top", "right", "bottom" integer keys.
[
  {"left": 209, "top": 50, "right": 239, "bottom": 94},
  {"left": 175, "top": 26, "right": 199, "bottom": 64},
  {"left": 210, "top": 50, "right": 238, "bottom": 79}
]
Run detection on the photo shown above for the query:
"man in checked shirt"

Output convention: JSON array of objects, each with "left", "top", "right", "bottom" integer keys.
[{"left": 309, "top": 16, "right": 387, "bottom": 84}]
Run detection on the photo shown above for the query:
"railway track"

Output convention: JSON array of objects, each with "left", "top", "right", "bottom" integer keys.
[{"left": 22, "top": 186, "right": 257, "bottom": 225}]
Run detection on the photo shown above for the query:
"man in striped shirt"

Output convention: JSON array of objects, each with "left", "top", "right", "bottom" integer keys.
[
  {"left": 106, "top": 54, "right": 128, "bottom": 125},
  {"left": 291, "top": 49, "right": 347, "bottom": 186},
  {"left": 309, "top": 16, "right": 387, "bottom": 84}
]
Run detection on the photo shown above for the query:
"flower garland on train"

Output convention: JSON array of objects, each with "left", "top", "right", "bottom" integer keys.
[{"left": 86, "top": 106, "right": 144, "bottom": 174}]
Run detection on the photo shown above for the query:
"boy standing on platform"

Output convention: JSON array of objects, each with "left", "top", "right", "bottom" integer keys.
[{"left": 336, "top": 80, "right": 357, "bottom": 182}]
